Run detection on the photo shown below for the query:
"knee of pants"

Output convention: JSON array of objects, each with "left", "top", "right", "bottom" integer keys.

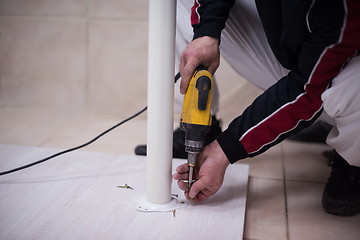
[{"left": 322, "top": 56, "right": 360, "bottom": 119}]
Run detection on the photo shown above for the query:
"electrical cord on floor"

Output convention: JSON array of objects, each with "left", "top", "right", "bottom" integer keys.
[{"left": 0, "top": 72, "right": 181, "bottom": 176}]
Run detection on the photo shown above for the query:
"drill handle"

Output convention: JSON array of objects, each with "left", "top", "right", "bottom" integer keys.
[{"left": 180, "top": 65, "right": 213, "bottom": 127}]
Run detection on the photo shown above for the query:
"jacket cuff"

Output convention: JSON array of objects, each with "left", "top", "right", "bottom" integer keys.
[
  {"left": 193, "top": 21, "right": 223, "bottom": 43},
  {"left": 216, "top": 128, "right": 248, "bottom": 164}
]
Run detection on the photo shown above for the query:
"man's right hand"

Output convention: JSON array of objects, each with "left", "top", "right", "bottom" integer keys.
[{"left": 179, "top": 36, "right": 220, "bottom": 94}]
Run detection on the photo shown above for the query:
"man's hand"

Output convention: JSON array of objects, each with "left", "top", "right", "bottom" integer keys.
[
  {"left": 173, "top": 140, "right": 230, "bottom": 202},
  {"left": 179, "top": 36, "right": 220, "bottom": 94}
]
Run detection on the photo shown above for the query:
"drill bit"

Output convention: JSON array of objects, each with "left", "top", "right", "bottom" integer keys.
[
  {"left": 187, "top": 152, "right": 198, "bottom": 190},
  {"left": 188, "top": 163, "right": 195, "bottom": 190}
]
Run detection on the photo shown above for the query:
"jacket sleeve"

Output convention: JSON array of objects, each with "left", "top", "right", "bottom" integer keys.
[
  {"left": 216, "top": 0, "right": 360, "bottom": 163},
  {"left": 191, "top": 0, "right": 235, "bottom": 40}
]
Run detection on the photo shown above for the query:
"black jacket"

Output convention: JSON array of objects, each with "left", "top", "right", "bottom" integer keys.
[{"left": 191, "top": 0, "right": 360, "bottom": 163}]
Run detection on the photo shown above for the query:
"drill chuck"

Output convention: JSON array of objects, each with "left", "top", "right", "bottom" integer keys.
[{"left": 184, "top": 140, "right": 204, "bottom": 154}]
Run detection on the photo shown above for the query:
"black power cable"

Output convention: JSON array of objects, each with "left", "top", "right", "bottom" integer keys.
[
  {"left": 0, "top": 106, "right": 147, "bottom": 176},
  {"left": 0, "top": 72, "right": 181, "bottom": 176}
]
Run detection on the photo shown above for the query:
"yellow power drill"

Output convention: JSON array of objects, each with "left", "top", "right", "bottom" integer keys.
[{"left": 180, "top": 66, "right": 213, "bottom": 190}]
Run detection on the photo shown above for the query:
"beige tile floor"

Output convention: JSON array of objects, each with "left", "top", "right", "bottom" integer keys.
[{"left": 1, "top": 110, "right": 360, "bottom": 240}]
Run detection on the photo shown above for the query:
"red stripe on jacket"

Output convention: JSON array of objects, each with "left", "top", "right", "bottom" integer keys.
[{"left": 191, "top": 0, "right": 200, "bottom": 25}]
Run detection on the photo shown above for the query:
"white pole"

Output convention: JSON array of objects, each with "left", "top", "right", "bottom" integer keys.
[{"left": 146, "top": 0, "right": 176, "bottom": 205}]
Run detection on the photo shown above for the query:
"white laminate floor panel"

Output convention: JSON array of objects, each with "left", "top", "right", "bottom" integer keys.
[{"left": 0, "top": 144, "right": 249, "bottom": 240}]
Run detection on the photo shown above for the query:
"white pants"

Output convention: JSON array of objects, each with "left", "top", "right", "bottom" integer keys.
[{"left": 176, "top": 0, "right": 360, "bottom": 166}]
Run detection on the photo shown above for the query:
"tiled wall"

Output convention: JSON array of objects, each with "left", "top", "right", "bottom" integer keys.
[{"left": 0, "top": 0, "right": 149, "bottom": 118}]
